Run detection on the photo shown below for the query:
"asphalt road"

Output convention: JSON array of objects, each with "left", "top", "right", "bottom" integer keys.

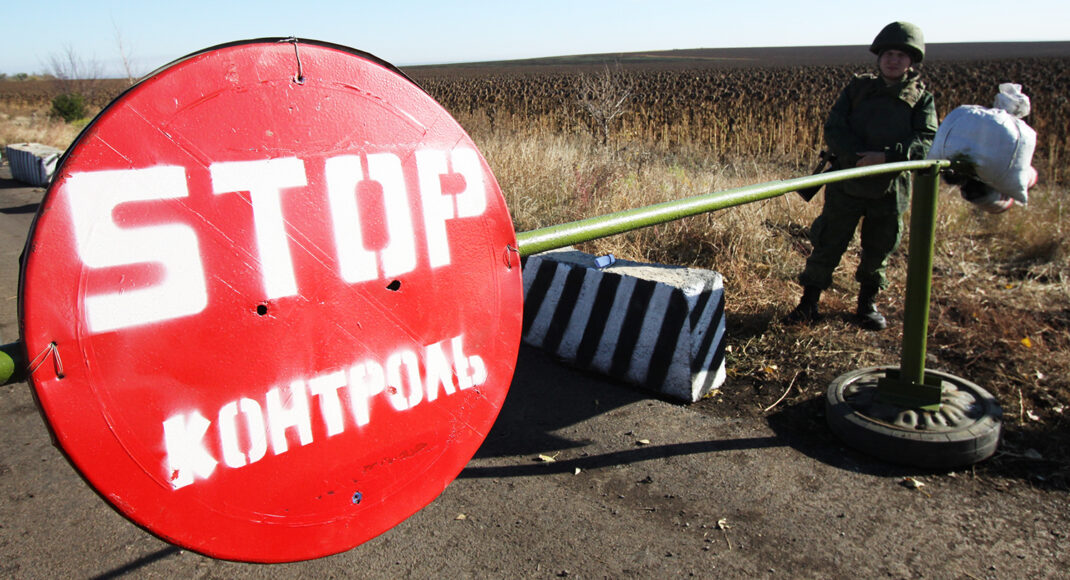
[{"left": 1, "top": 163, "right": 1067, "bottom": 578}]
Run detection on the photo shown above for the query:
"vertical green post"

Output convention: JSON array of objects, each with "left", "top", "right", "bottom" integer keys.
[
  {"left": 901, "top": 166, "right": 940, "bottom": 384},
  {"left": 877, "top": 166, "right": 943, "bottom": 409}
]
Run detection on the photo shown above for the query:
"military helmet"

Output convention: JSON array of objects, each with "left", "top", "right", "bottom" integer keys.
[{"left": 870, "top": 21, "right": 925, "bottom": 63}]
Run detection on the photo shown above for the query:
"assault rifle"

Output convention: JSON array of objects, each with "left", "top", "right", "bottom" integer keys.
[{"left": 796, "top": 150, "right": 837, "bottom": 202}]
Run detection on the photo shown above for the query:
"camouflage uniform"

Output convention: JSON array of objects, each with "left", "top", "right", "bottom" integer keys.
[{"left": 799, "top": 71, "right": 938, "bottom": 291}]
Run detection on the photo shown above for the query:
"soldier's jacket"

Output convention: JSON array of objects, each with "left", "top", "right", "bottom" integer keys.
[{"left": 824, "top": 70, "right": 938, "bottom": 210}]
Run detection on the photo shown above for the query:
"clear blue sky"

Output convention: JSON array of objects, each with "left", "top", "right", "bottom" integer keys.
[{"left": 3, "top": 0, "right": 1068, "bottom": 76}]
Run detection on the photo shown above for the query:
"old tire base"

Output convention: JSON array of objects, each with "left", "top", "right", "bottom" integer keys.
[{"left": 826, "top": 366, "right": 1002, "bottom": 469}]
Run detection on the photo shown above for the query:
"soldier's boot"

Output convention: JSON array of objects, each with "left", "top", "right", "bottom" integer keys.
[
  {"left": 856, "top": 284, "right": 887, "bottom": 331},
  {"left": 785, "top": 286, "right": 822, "bottom": 324}
]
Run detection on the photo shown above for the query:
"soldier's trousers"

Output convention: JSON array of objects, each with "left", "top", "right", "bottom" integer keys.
[{"left": 798, "top": 188, "right": 903, "bottom": 291}]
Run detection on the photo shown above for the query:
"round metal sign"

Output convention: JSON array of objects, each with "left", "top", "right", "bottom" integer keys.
[{"left": 20, "top": 39, "right": 522, "bottom": 562}]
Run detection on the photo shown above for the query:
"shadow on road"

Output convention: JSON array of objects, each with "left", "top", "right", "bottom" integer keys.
[
  {"left": 0, "top": 176, "right": 36, "bottom": 191},
  {"left": 89, "top": 546, "right": 182, "bottom": 580},
  {"left": 465, "top": 345, "right": 784, "bottom": 479},
  {"left": 766, "top": 388, "right": 1070, "bottom": 489},
  {"left": 765, "top": 395, "right": 951, "bottom": 478},
  {"left": 463, "top": 436, "right": 784, "bottom": 479},
  {"left": 475, "top": 343, "right": 926, "bottom": 481},
  {"left": 0, "top": 203, "right": 39, "bottom": 214},
  {"left": 472, "top": 345, "right": 646, "bottom": 459}
]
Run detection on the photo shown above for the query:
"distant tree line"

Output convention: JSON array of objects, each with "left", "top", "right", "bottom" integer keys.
[{"left": 0, "top": 73, "right": 59, "bottom": 82}]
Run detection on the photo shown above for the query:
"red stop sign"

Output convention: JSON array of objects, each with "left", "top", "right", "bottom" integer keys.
[{"left": 20, "top": 39, "right": 522, "bottom": 562}]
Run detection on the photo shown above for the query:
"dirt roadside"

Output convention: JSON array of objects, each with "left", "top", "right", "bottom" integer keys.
[{"left": 1, "top": 166, "right": 1067, "bottom": 578}]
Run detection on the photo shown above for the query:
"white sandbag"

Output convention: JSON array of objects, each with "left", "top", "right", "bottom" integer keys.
[
  {"left": 927, "top": 105, "right": 1036, "bottom": 204},
  {"left": 993, "top": 83, "right": 1030, "bottom": 118}
]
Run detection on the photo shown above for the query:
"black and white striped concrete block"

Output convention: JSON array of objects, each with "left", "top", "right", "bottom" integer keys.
[
  {"left": 521, "top": 248, "right": 726, "bottom": 403},
  {"left": 4, "top": 143, "right": 63, "bottom": 188}
]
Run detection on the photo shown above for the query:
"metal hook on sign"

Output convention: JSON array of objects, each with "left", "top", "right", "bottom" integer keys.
[
  {"left": 27, "top": 341, "right": 64, "bottom": 380},
  {"left": 504, "top": 245, "right": 521, "bottom": 270},
  {"left": 279, "top": 37, "right": 305, "bottom": 84}
]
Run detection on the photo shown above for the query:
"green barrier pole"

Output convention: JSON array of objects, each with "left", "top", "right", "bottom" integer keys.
[
  {"left": 517, "top": 160, "right": 948, "bottom": 257},
  {"left": 876, "top": 165, "right": 944, "bottom": 410}
]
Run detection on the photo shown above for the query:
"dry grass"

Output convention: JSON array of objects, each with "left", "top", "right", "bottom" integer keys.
[
  {"left": 0, "top": 78, "right": 116, "bottom": 150},
  {"left": 417, "top": 56, "right": 1070, "bottom": 184},
  {"left": 0, "top": 104, "right": 83, "bottom": 150}
]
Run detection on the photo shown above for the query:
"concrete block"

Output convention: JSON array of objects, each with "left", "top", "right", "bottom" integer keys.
[
  {"left": 522, "top": 248, "right": 726, "bottom": 403},
  {"left": 4, "top": 143, "right": 63, "bottom": 187}
]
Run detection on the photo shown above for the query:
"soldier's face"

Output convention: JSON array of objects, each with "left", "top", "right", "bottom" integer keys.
[{"left": 879, "top": 50, "right": 912, "bottom": 82}]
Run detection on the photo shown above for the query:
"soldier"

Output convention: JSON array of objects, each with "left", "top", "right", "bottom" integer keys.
[{"left": 787, "top": 21, "right": 938, "bottom": 330}]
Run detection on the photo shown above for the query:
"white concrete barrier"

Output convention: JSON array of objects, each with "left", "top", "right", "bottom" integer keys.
[
  {"left": 522, "top": 248, "right": 726, "bottom": 403},
  {"left": 5, "top": 143, "right": 63, "bottom": 187}
]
